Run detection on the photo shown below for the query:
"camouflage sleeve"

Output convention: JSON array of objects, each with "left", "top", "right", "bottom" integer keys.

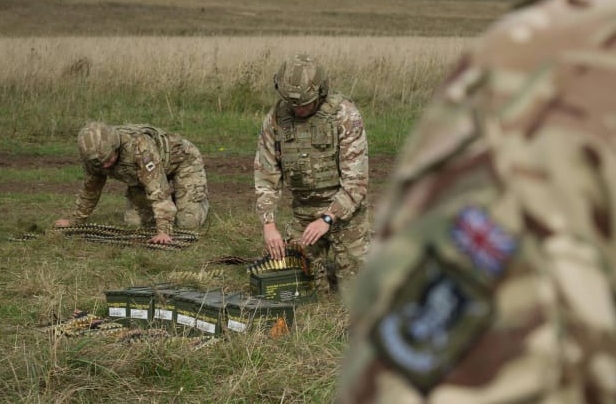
[
  {"left": 327, "top": 100, "right": 369, "bottom": 221},
  {"left": 254, "top": 108, "right": 283, "bottom": 224},
  {"left": 70, "top": 165, "right": 107, "bottom": 224},
  {"left": 340, "top": 27, "right": 616, "bottom": 401},
  {"left": 133, "top": 135, "right": 177, "bottom": 234}
]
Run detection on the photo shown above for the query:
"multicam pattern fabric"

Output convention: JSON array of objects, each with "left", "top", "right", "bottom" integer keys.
[
  {"left": 338, "top": 0, "right": 616, "bottom": 403},
  {"left": 254, "top": 93, "right": 370, "bottom": 291},
  {"left": 70, "top": 124, "right": 209, "bottom": 235}
]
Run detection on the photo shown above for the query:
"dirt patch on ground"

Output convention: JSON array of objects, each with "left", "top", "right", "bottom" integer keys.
[
  {"left": 0, "top": 152, "right": 80, "bottom": 169},
  {"left": 0, "top": 154, "right": 396, "bottom": 203}
]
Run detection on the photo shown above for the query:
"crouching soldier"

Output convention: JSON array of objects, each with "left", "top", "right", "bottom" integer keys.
[{"left": 55, "top": 122, "right": 209, "bottom": 244}]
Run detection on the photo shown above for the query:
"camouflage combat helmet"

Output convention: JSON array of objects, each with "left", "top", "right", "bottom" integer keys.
[
  {"left": 77, "top": 122, "right": 120, "bottom": 164},
  {"left": 273, "top": 54, "right": 329, "bottom": 107}
]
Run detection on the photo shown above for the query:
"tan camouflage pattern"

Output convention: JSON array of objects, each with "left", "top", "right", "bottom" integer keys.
[
  {"left": 77, "top": 122, "right": 120, "bottom": 163},
  {"left": 286, "top": 205, "right": 370, "bottom": 294},
  {"left": 70, "top": 124, "right": 209, "bottom": 234},
  {"left": 274, "top": 54, "right": 329, "bottom": 107},
  {"left": 255, "top": 93, "right": 370, "bottom": 291},
  {"left": 275, "top": 93, "right": 344, "bottom": 192},
  {"left": 255, "top": 95, "right": 369, "bottom": 224},
  {"left": 338, "top": 0, "right": 616, "bottom": 403}
]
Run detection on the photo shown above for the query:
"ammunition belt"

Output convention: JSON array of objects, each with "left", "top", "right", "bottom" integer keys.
[
  {"left": 43, "top": 311, "right": 220, "bottom": 349},
  {"left": 7, "top": 233, "right": 40, "bottom": 242},
  {"left": 167, "top": 268, "right": 225, "bottom": 287},
  {"left": 246, "top": 243, "right": 311, "bottom": 276},
  {"left": 50, "top": 223, "right": 199, "bottom": 250}
]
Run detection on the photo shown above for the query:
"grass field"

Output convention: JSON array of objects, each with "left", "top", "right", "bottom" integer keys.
[
  {"left": 1, "top": 0, "right": 510, "bottom": 36},
  {"left": 0, "top": 1, "right": 513, "bottom": 402}
]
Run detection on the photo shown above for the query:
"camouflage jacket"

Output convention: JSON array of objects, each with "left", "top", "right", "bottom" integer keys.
[
  {"left": 254, "top": 93, "right": 369, "bottom": 224},
  {"left": 71, "top": 124, "right": 195, "bottom": 234},
  {"left": 339, "top": 0, "right": 616, "bottom": 403}
]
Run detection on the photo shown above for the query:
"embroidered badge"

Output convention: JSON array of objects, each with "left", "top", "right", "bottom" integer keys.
[
  {"left": 143, "top": 156, "right": 151, "bottom": 164},
  {"left": 451, "top": 206, "right": 517, "bottom": 277},
  {"left": 371, "top": 247, "right": 492, "bottom": 393},
  {"left": 145, "top": 161, "right": 156, "bottom": 172},
  {"left": 351, "top": 118, "right": 363, "bottom": 129}
]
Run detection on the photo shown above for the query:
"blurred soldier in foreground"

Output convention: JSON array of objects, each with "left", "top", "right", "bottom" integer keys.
[
  {"left": 55, "top": 122, "right": 209, "bottom": 244},
  {"left": 338, "top": 0, "right": 616, "bottom": 402},
  {"left": 254, "top": 54, "right": 370, "bottom": 295}
]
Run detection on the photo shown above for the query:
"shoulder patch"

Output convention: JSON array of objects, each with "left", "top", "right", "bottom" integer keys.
[
  {"left": 370, "top": 246, "right": 493, "bottom": 394},
  {"left": 451, "top": 206, "right": 517, "bottom": 277}
]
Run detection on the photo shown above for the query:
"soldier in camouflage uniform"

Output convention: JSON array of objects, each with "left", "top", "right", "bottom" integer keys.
[
  {"left": 338, "top": 0, "right": 616, "bottom": 402},
  {"left": 254, "top": 54, "right": 370, "bottom": 294},
  {"left": 55, "top": 122, "right": 209, "bottom": 244}
]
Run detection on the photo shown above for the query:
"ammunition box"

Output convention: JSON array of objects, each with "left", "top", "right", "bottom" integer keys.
[
  {"left": 225, "top": 293, "right": 295, "bottom": 333},
  {"left": 125, "top": 288, "right": 155, "bottom": 328},
  {"left": 151, "top": 287, "right": 186, "bottom": 329},
  {"left": 249, "top": 269, "right": 317, "bottom": 304},
  {"left": 103, "top": 289, "right": 130, "bottom": 323},
  {"left": 172, "top": 290, "right": 226, "bottom": 336}
]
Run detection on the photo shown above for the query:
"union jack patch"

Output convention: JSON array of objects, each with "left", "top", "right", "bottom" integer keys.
[{"left": 451, "top": 206, "right": 517, "bottom": 277}]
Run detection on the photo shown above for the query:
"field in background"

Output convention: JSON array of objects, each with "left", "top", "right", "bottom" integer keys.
[
  {"left": 0, "top": 36, "right": 468, "bottom": 154},
  {"left": 1, "top": 0, "right": 510, "bottom": 36},
  {"left": 1, "top": 1, "right": 511, "bottom": 402}
]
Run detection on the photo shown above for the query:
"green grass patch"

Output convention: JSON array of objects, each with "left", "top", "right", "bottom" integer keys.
[{"left": 0, "top": 167, "right": 83, "bottom": 183}]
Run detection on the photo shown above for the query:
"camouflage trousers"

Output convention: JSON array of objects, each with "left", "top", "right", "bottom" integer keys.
[
  {"left": 124, "top": 148, "right": 209, "bottom": 231},
  {"left": 286, "top": 204, "right": 370, "bottom": 297}
]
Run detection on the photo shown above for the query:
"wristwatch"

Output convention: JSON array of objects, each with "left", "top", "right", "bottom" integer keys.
[{"left": 321, "top": 214, "right": 334, "bottom": 225}]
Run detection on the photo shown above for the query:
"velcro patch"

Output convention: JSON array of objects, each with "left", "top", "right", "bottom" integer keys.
[
  {"left": 370, "top": 247, "right": 492, "bottom": 393},
  {"left": 451, "top": 206, "right": 517, "bottom": 278}
]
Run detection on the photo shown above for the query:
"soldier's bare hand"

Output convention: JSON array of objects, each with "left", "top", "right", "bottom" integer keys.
[
  {"left": 301, "top": 219, "right": 330, "bottom": 246},
  {"left": 55, "top": 219, "right": 71, "bottom": 227},
  {"left": 150, "top": 233, "right": 173, "bottom": 244},
  {"left": 264, "top": 223, "right": 285, "bottom": 260}
]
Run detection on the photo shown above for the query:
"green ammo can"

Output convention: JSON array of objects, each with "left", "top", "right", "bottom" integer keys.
[
  {"left": 103, "top": 289, "right": 130, "bottom": 324},
  {"left": 151, "top": 287, "right": 186, "bottom": 329},
  {"left": 225, "top": 293, "right": 295, "bottom": 333},
  {"left": 172, "top": 289, "right": 226, "bottom": 336},
  {"left": 249, "top": 269, "right": 317, "bottom": 304},
  {"left": 125, "top": 287, "right": 155, "bottom": 328}
]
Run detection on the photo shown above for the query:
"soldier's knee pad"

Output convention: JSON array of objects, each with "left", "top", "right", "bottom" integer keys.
[{"left": 176, "top": 200, "right": 209, "bottom": 229}]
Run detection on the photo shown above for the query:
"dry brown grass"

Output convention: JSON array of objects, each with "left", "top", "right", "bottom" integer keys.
[
  {"left": 0, "top": 0, "right": 511, "bottom": 36},
  {"left": 0, "top": 36, "right": 469, "bottom": 106}
]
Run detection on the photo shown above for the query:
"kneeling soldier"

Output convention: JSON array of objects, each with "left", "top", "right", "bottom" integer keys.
[{"left": 55, "top": 122, "right": 209, "bottom": 244}]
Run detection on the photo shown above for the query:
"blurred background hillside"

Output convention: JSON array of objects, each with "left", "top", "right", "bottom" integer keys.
[{"left": 1, "top": 0, "right": 513, "bottom": 36}]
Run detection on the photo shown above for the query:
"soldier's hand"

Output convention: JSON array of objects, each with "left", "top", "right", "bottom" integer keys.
[
  {"left": 54, "top": 219, "right": 71, "bottom": 227},
  {"left": 264, "top": 223, "right": 285, "bottom": 260},
  {"left": 301, "top": 218, "right": 330, "bottom": 246},
  {"left": 150, "top": 233, "right": 173, "bottom": 244}
]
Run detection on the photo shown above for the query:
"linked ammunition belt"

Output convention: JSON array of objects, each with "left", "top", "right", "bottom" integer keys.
[
  {"left": 7, "top": 233, "right": 40, "bottom": 242},
  {"left": 43, "top": 310, "right": 220, "bottom": 348},
  {"left": 50, "top": 223, "right": 199, "bottom": 250},
  {"left": 246, "top": 243, "right": 311, "bottom": 276},
  {"left": 167, "top": 268, "right": 225, "bottom": 287}
]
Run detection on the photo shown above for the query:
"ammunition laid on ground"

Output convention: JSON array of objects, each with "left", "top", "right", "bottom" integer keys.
[{"left": 50, "top": 223, "right": 199, "bottom": 250}]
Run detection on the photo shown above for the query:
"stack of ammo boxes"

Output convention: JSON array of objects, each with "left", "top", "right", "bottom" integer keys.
[{"left": 104, "top": 253, "right": 316, "bottom": 335}]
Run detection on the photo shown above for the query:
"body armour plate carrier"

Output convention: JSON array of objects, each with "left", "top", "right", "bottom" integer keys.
[{"left": 275, "top": 93, "right": 343, "bottom": 192}]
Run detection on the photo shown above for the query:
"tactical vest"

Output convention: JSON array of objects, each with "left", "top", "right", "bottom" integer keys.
[{"left": 274, "top": 93, "right": 343, "bottom": 192}]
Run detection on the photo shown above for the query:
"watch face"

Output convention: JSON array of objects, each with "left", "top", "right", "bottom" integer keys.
[{"left": 322, "top": 215, "right": 333, "bottom": 224}]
